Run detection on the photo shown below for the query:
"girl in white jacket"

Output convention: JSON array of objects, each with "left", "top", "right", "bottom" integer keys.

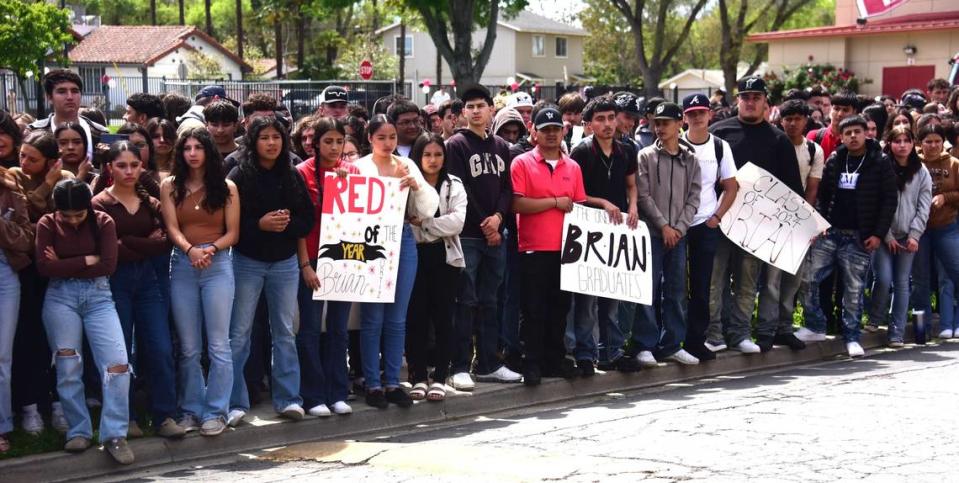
[
  {"left": 407, "top": 134, "right": 467, "bottom": 401},
  {"left": 352, "top": 115, "right": 438, "bottom": 409}
]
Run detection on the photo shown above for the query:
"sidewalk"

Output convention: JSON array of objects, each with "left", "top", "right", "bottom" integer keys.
[{"left": 0, "top": 327, "right": 936, "bottom": 482}]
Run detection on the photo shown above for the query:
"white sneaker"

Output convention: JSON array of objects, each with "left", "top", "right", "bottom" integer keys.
[
  {"left": 450, "top": 372, "right": 475, "bottom": 391},
  {"left": 226, "top": 409, "right": 246, "bottom": 427},
  {"left": 280, "top": 403, "right": 305, "bottom": 421},
  {"left": 177, "top": 414, "right": 199, "bottom": 432},
  {"left": 475, "top": 366, "right": 523, "bottom": 383},
  {"left": 939, "top": 329, "right": 954, "bottom": 339},
  {"left": 51, "top": 402, "right": 68, "bottom": 433},
  {"left": 666, "top": 349, "right": 699, "bottom": 365},
  {"left": 732, "top": 339, "right": 761, "bottom": 354},
  {"left": 637, "top": 350, "right": 658, "bottom": 367},
  {"left": 22, "top": 405, "right": 44, "bottom": 435},
  {"left": 331, "top": 401, "right": 352, "bottom": 415},
  {"left": 795, "top": 327, "right": 827, "bottom": 342},
  {"left": 308, "top": 404, "right": 331, "bottom": 417},
  {"left": 704, "top": 340, "right": 727, "bottom": 352},
  {"left": 847, "top": 342, "right": 865, "bottom": 358}
]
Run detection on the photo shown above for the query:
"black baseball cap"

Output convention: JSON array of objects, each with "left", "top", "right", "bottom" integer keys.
[
  {"left": 459, "top": 84, "right": 493, "bottom": 105},
  {"left": 643, "top": 97, "right": 666, "bottom": 116},
  {"left": 195, "top": 85, "right": 239, "bottom": 106},
  {"left": 682, "top": 94, "right": 710, "bottom": 113},
  {"left": 901, "top": 93, "right": 927, "bottom": 110},
  {"left": 533, "top": 107, "right": 564, "bottom": 129},
  {"left": 613, "top": 92, "right": 640, "bottom": 115},
  {"left": 738, "top": 76, "right": 768, "bottom": 96},
  {"left": 653, "top": 102, "right": 683, "bottom": 121},
  {"left": 320, "top": 86, "right": 348, "bottom": 104}
]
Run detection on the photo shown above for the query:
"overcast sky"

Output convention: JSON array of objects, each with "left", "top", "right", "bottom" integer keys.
[{"left": 525, "top": 0, "right": 586, "bottom": 25}]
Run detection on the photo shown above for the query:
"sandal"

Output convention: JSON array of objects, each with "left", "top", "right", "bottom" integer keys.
[
  {"left": 409, "top": 382, "right": 428, "bottom": 401},
  {"left": 0, "top": 434, "right": 10, "bottom": 454},
  {"left": 426, "top": 383, "right": 446, "bottom": 402}
]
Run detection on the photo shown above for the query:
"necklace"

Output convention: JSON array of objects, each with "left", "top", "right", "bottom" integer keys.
[{"left": 845, "top": 154, "right": 866, "bottom": 175}]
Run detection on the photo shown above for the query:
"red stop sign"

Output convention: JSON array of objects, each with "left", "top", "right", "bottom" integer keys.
[{"left": 359, "top": 59, "right": 374, "bottom": 80}]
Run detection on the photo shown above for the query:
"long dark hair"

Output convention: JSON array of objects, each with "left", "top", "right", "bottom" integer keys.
[
  {"left": 117, "top": 122, "right": 157, "bottom": 171},
  {"left": 410, "top": 133, "right": 448, "bottom": 185},
  {"left": 883, "top": 126, "right": 921, "bottom": 191},
  {"left": 883, "top": 108, "right": 915, "bottom": 138},
  {"left": 237, "top": 116, "right": 304, "bottom": 210},
  {"left": 0, "top": 110, "right": 23, "bottom": 167},
  {"left": 172, "top": 127, "right": 229, "bottom": 212},
  {"left": 52, "top": 178, "right": 99, "bottom": 248},
  {"left": 311, "top": 116, "right": 346, "bottom": 187},
  {"left": 53, "top": 122, "right": 89, "bottom": 160},
  {"left": 95, "top": 141, "right": 161, "bottom": 218},
  {"left": 145, "top": 117, "right": 176, "bottom": 148}
]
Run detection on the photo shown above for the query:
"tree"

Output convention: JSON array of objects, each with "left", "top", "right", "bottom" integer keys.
[
  {"left": 608, "top": 0, "right": 709, "bottom": 97},
  {"left": 716, "top": 0, "right": 815, "bottom": 103},
  {"left": 402, "top": 0, "right": 528, "bottom": 87},
  {"left": 206, "top": 0, "right": 214, "bottom": 35},
  {"left": 579, "top": 0, "right": 641, "bottom": 86},
  {"left": 0, "top": 0, "right": 73, "bottom": 79}
]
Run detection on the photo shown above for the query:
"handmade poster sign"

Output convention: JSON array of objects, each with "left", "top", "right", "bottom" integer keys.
[
  {"left": 313, "top": 174, "right": 409, "bottom": 303},
  {"left": 720, "top": 162, "right": 831, "bottom": 275},
  {"left": 560, "top": 204, "right": 653, "bottom": 305}
]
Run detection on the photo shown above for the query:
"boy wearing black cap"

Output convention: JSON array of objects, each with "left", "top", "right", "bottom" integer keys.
[
  {"left": 628, "top": 102, "right": 702, "bottom": 366},
  {"left": 612, "top": 92, "right": 641, "bottom": 152},
  {"left": 709, "top": 76, "right": 804, "bottom": 354},
  {"left": 444, "top": 85, "right": 521, "bottom": 388},
  {"left": 511, "top": 106, "right": 587, "bottom": 385},
  {"left": 680, "top": 93, "right": 739, "bottom": 360},
  {"left": 569, "top": 95, "right": 639, "bottom": 374},
  {"left": 317, "top": 86, "right": 349, "bottom": 119},
  {"left": 636, "top": 97, "right": 665, "bottom": 150}
]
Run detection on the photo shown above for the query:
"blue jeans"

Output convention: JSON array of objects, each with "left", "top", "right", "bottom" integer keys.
[
  {"left": 170, "top": 247, "right": 234, "bottom": 422},
  {"left": 296, "top": 260, "right": 352, "bottom": 408},
  {"left": 361, "top": 224, "right": 417, "bottom": 390},
  {"left": 453, "top": 237, "right": 506, "bottom": 375},
  {"left": 801, "top": 230, "right": 872, "bottom": 343},
  {"left": 632, "top": 236, "right": 688, "bottom": 358},
  {"left": 573, "top": 294, "right": 618, "bottom": 362},
  {"left": 230, "top": 253, "right": 301, "bottom": 412},
  {"left": 869, "top": 241, "right": 916, "bottom": 343},
  {"left": 110, "top": 259, "right": 176, "bottom": 426},
  {"left": 42, "top": 277, "right": 129, "bottom": 441},
  {"left": 498, "top": 228, "right": 522, "bottom": 360},
  {"left": 937, "top": 258, "right": 959, "bottom": 332},
  {"left": 912, "top": 223, "right": 959, "bottom": 330},
  {"left": 0, "top": 252, "right": 20, "bottom": 434}
]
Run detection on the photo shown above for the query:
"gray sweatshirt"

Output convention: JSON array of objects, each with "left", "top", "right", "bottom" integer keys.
[
  {"left": 637, "top": 139, "right": 701, "bottom": 237},
  {"left": 886, "top": 164, "right": 932, "bottom": 243}
]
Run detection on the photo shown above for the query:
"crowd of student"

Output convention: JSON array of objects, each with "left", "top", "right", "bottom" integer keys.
[{"left": 0, "top": 68, "right": 957, "bottom": 463}]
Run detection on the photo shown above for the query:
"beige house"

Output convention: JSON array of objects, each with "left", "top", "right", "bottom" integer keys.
[
  {"left": 749, "top": 0, "right": 959, "bottom": 98},
  {"left": 376, "top": 11, "right": 590, "bottom": 93}
]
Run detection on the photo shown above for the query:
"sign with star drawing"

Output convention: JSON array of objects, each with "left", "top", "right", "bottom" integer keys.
[{"left": 313, "top": 174, "right": 410, "bottom": 303}]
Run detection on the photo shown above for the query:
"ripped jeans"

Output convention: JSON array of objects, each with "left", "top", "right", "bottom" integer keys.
[{"left": 43, "top": 277, "right": 129, "bottom": 442}]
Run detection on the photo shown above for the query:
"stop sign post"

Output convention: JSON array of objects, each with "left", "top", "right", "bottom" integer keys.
[{"left": 359, "top": 59, "right": 374, "bottom": 80}]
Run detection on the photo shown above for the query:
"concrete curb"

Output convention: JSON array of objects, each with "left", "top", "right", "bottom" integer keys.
[{"left": 0, "top": 328, "right": 926, "bottom": 482}]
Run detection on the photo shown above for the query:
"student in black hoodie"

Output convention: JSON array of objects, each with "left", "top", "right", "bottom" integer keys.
[{"left": 444, "top": 85, "right": 522, "bottom": 389}]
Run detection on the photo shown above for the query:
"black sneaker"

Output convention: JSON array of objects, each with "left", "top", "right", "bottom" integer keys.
[
  {"left": 614, "top": 356, "right": 642, "bottom": 373},
  {"left": 385, "top": 388, "right": 413, "bottom": 408},
  {"left": 773, "top": 333, "right": 807, "bottom": 350},
  {"left": 684, "top": 344, "right": 717, "bottom": 361},
  {"left": 365, "top": 390, "right": 388, "bottom": 409},
  {"left": 576, "top": 359, "right": 595, "bottom": 377},
  {"left": 523, "top": 364, "right": 541, "bottom": 387},
  {"left": 548, "top": 359, "right": 578, "bottom": 379},
  {"left": 756, "top": 335, "right": 775, "bottom": 353}
]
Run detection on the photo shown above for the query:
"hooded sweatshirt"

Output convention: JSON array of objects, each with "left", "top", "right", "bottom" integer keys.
[
  {"left": 492, "top": 107, "right": 527, "bottom": 141},
  {"left": 920, "top": 151, "right": 959, "bottom": 229},
  {"left": 636, "top": 139, "right": 702, "bottom": 237},
  {"left": 444, "top": 128, "right": 512, "bottom": 238}
]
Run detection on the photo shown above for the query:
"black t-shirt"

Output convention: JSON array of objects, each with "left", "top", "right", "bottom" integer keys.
[
  {"left": 570, "top": 137, "right": 637, "bottom": 211},
  {"left": 829, "top": 155, "right": 863, "bottom": 230},
  {"left": 709, "top": 117, "right": 804, "bottom": 196}
]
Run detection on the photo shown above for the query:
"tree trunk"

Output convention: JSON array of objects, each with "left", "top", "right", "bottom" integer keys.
[
  {"left": 178, "top": 0, "right": 185, "bottom": 25},
  {"left": 397, "top": 23, "right": 406, "bottom": 93},
  {"left": 150, "top": 0, "right": 156, "bottom": 25},
  {"left": 205, "top": 0, "right": 214, "bottom": 36},
  {"left": 236, "top": 0, "right": 244, "bottom": 60},
  {"left": 274, "top": 17, "right": 283, "bottom": 79},
  {"left": 436, "top": 52, "right": 442, "bottom": 87},
  {"left": 641, "top": 67, "right": 663, "bottom": 98},
  {"left": 296, "top": 14, "right": 306, "bottom": 71}
]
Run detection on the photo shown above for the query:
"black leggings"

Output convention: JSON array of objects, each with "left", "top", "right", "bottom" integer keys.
[{"left": 406, "top": 242, "right": 459, "bottom": 383}]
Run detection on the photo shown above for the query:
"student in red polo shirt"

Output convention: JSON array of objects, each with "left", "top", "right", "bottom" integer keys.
[{"left": 511, "top": 106, "right": 587, "bottom": 386}]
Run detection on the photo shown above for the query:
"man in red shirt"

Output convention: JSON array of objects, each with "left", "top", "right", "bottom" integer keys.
[
  {"left": 511, "top": 106, "right": 587, "bottom": 386},
  {"left": 807, "top": 90, "right": 860, "bottom": 158}
]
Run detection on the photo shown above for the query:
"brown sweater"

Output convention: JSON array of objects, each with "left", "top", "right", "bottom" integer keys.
[
  {"left": 9, "top": 168, "right": 75, "bottom": 223},
  {"left": 35, "top": 210, "right": 117, "bottom": 279},
  {"left": 92, "top": 190, "right": 170, "bottom": 263},
  {"left": 0, "top": 185, "right": 34, "bottom": 271},
  {"left": 921, "top": 152, "right": 959, "bottom": 229}
]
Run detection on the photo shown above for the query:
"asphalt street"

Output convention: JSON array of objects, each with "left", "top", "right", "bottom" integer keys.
[{"left": 112, "top": 342, "right": 959, "bottom": 483}]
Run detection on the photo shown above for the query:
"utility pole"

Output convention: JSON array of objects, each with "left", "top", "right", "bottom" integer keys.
[{"left": 397, "top": 22, "right": 406, "bottom": 95}]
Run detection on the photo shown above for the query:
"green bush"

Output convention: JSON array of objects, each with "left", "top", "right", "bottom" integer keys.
[{"left": 764, "top": 63, "right": 872, "bottom": 105}]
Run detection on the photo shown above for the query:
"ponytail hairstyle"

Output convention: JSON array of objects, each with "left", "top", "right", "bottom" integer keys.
[
  {"left": 22, "top": 130, "right": 60, "bottom": 162},
  {"left": 96, "top": 141, "right": 160, "bottom": 218},
  {"left": 52, "top": 178, "right": 99, "bottom": 248},
  {"left": 882, "top": 126, "right": 921, "bottom": 191},
  {"left": 310, "top": 116, "right": 346, "bottom": 187}
]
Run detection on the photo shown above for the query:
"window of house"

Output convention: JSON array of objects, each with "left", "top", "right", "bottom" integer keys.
[
  {"left": 78, "top": 66, "right": 105, "bottom": 93},
  {"left": 394, "top": 35, "right": 413, "bottom": 58},
  {"left": 555, "top": 37, "right": 567, "bottom": 58},
  {"left": 532, "top": 35, "right": 545, "bottom": 57}
]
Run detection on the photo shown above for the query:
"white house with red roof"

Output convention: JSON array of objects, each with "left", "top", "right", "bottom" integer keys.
[
  {"left": 749, "top": 0, "right": 959, "bottom": 97},
  {"left": 67, "top": 25, "right": 251, "bottom": 92}
]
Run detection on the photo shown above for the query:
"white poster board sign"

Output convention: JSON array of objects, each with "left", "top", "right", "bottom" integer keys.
[
  {"left": 313, "top": 174, "right": 409, "bottom": 303},
  {"left": 720, "top": 162, "right": 831, "bottom": 275},
  {"left": 560, "top": 204, "right": 653, "bottom": 305}
]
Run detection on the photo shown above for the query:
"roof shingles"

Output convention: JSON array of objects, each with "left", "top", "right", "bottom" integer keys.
[{"left": 67, "top": 25, "right": 250, "bottom": 71}]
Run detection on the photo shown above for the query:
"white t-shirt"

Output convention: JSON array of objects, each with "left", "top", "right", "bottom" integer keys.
[
  {"left": 396, "top": 144, "right": 412, "bottom": 158},
  {"left": 683, "top": 133, "right": 737, "bottom": 227},
  {"left": 795, "top": 140, "right": 825, "bottom": 190}
]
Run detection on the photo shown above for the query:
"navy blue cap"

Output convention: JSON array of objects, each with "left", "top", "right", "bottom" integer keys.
[
  {"left": 195, "top": 85, "right": 239, "bottom": 106},
  {"left": 533, "top": 107, "right": 564, "bottom": 129},
  {"left": 682, "top": 94, "right": 710, "bottom": 113}
]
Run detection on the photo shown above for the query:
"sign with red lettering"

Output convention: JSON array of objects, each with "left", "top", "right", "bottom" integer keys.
[
  {"left": 359, "top": 59, "right": 374, "bottom": 80},
  {"left": 856, "top": 0, "right": 907, "bottom": 19},
  {"left": 313, "top": 174, "right": 409, "bottom": 303},
  {"left": 720, "top": 163, "right": 830, "bottom": 275}
]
